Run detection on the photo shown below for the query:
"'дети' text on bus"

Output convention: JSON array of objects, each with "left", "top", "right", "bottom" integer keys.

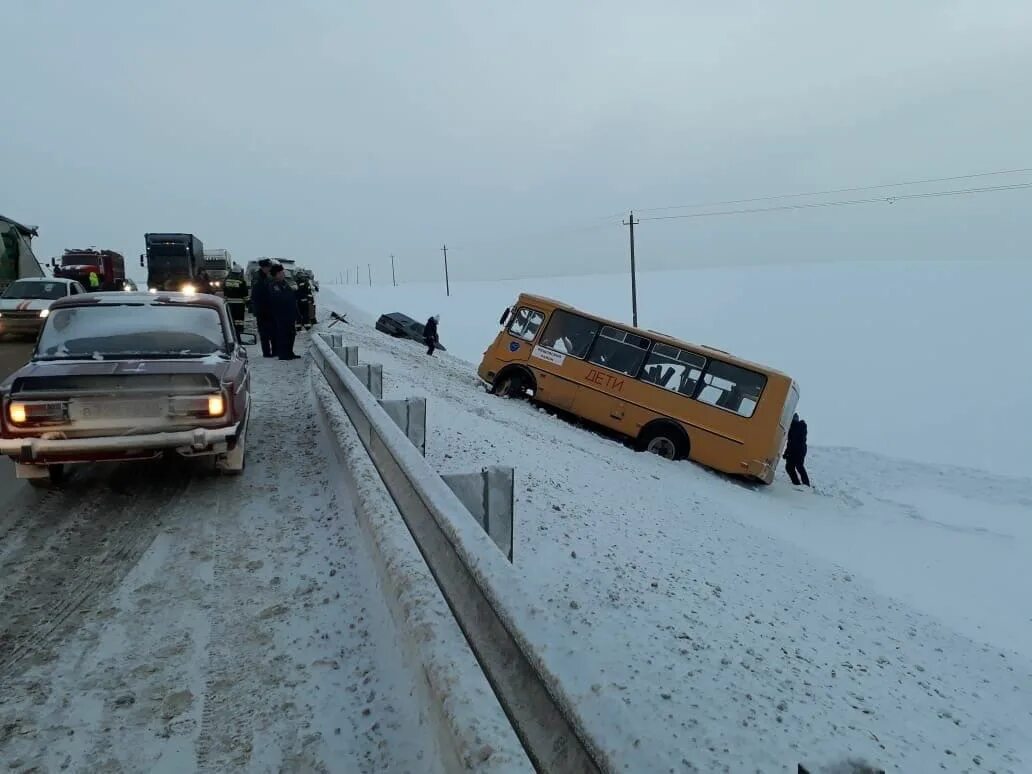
[{"left": 477, "top": 294, "right": 799, "bottom": 484}]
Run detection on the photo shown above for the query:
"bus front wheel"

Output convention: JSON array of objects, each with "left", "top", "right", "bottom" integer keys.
[
  {"left": 493, "top": 370, "right": 532, "bottom": 399},
  {"left": 637, "top": 424, "right": 688, "bottom": 461}
]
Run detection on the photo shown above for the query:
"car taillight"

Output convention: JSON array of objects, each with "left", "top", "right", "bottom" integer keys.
[
  {"left": 208, "top": 395, "right": 225, "bottom": 417},
  {"left": 8, "top": 401, "right": 68, "bottom": 425},
  {"left": 169, "top": 393, "right": 226, "bottom": 418}
]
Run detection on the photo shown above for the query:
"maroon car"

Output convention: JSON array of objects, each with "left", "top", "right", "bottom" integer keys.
[{"left": 0, "top": 291, "right": 253, "bottom": 487}]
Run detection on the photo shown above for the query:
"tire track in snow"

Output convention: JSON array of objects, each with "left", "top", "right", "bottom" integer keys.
[{"left": 0, "top": 462, "right": 188, "bottom": 677}]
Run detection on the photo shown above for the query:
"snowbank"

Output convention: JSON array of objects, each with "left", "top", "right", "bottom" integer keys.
[
  {"left": 325, "top": 260, "right": 1031, "bottom": 478},
  {"left": 316, "top": 288, "right": 1032, "bottom": 772}
]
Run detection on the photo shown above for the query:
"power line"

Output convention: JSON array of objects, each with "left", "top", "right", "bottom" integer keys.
[
  {"left": 637, "top": 182, "right": 1032, "bottom": 222},
  {"left": 634, "top": 166, "right": 1032, "bottom": 215}
]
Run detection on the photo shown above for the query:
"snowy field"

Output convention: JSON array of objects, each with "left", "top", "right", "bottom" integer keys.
[
  {"left": 321, "top": 263, "right": 1032, "bottom": 772},
  {"left": 330, "top": 260, "right": 1031, "bottom": 478},
  {"left": 0, "top": 349, "right": 445, "bottom": 773}
]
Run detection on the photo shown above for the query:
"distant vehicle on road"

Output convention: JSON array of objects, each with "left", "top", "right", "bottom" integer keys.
[
  {"left": 0, "top": 291, "right": 255, "bottom": 488},
  {"left": 375, "top": 312, "right": 446, "bottom": 351},
  {"left": 53, "top": 248, "right": 126, "bottom": 291},
  {"left": 202, "top": 248, "right": 232, "bottom": 292},
  {"left": 0, "top": 278, "right": 88, "bottom": 339},
  {"left": 0, "top": 214, "right": 45, "bottom": 294},
  {"left": 479, "top": 293, "right": 797, "bottom": 483},
  {"left": 143, "top": 233, "right": 205, "bottom": 293}
]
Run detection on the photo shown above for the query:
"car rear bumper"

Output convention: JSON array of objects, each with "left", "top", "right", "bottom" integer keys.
[
  {"left": 0, "top": 318, "right": 43, "bottom": 335},
  {"left": 0, "top": 423, "right": 241, "bottom": 463}
]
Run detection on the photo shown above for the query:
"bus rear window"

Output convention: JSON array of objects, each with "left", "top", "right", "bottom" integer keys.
[{"left": 697, "top": 361, "right": 767, "bottom": 418}]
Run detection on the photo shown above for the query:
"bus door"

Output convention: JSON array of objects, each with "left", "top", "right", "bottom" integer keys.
[{"left": 527, "top": 309, "right": 601, "bottom": 411}]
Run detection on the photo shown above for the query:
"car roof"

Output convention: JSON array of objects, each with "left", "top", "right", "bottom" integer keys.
[
  {"left": 385, "top": 312, "right": 419, "bottom": 323},
  {"left": 10, "top": 277, "right": 77, "bottom": 285},
  {"left": 48, "top": 291, "right": 226, "bottom": 311}
]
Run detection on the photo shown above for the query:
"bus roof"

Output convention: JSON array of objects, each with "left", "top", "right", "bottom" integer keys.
[{"left": 516, "top": 292, "right": 791, "bottom": 381}]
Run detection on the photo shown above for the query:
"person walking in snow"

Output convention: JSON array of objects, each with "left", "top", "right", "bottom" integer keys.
[
  {"left": 424, "top": 314, "right": 440, "bottom": 356},
  {"left": 784, "top": 413, "right": 811, "bottom": 487}
]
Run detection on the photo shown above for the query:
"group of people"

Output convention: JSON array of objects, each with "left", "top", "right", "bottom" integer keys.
[{"left": 249, "top": 258, "right": 303, "bottom": 360}]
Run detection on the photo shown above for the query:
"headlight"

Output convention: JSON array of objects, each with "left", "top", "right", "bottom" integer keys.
[
  {"left": 148, "top": 287, "right": 158, "bottom": 293},
  {"left": 182, "top": 284, "right": 197, "bottom": 295},
  {"left": 39, "top": 308, "right": 50, "bottom": 318}
]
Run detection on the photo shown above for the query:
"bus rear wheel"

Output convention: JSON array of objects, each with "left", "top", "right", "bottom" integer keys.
[{"left": 637, "top": 425, "right": 687, "bottom": 461}]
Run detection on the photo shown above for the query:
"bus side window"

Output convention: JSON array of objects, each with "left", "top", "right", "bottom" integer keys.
[
  {"left": 540, "top": 310, "right": 599, "bottom": 358},
  {"left": 639, "top": 343, "right": 706, "bottom": 396},
  {"left": 696, "top": 361, "right": 767, "bottom": 418},
  {"left": 587, "top": 327, "right": 650, "bottom": 376}
]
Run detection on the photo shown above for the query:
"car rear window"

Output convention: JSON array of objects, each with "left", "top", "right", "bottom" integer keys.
[
  {"left": 37, "top": 304, "right": 227, "bottom": 359},
  {"left": 2, "top": 280, "right": 68, "bottom": 300}
]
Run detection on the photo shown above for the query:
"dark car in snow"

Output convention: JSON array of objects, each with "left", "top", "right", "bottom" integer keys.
[
  {"left": 0, "top": 291, "right": 255, "bottom": 487},
  {"left": 374, "top": 312, "right": 446, "bottom": 351}
]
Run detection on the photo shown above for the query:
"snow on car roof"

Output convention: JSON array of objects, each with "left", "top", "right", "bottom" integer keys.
[{"left": 48, "top": 291, "right": 226, "bottom": 310}]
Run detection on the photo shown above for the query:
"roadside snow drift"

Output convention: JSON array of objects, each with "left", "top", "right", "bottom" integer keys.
[{"left": 320, "top": 273, "right": 1032, "bottom": 772}]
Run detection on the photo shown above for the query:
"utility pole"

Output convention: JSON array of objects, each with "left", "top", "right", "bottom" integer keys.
[
  {"left": 367, "top": 263, "right": 371, "bottom": 286},
  {"left": 356, "top": 264, "right": 359, "bottom": 285},
  {"left": 391, "top": 254, "right": 396, "bottom": 287},
  {"left": 623, "top": 210, "right": 640, "bottom": 327},
  {"left": 346, "top": 268, "right": 349, "bottom": 284},
  {"left": 441, "top": 244, "right": 450, "bottom": 297}
]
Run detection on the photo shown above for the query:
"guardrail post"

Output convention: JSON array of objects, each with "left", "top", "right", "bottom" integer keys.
[
  {"left": 441, "top": 466, "right": 515, "bottom": 562},
  {"left": 349, "top": 363, "right": 383, "bottom": 399},
  {"left": 379, "top": 397, "right": 427, "bottom": 455},
  {"left": 334, "top": 345, "right": 358, "bottom": 366}
]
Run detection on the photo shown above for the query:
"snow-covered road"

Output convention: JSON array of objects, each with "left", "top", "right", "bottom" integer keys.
[
  {"left": 321, "top": 290, "right": 1032, "bottom": 773},
  {"left": 0, "top": 343, "right": 444, "bottom": 773}
]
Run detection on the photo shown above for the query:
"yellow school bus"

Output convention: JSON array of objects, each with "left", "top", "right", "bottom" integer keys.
[{"left": 477, "top": 293, "right": 799, "bottom": 483}]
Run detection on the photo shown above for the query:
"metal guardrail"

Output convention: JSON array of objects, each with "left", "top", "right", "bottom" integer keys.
[{"left": 311, "top": 333, "right": 607, "bottom": 774}]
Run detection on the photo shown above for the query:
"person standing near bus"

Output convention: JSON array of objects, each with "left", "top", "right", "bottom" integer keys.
[{"left": 784, "top": 413, "right": 810, "bottom": 487}]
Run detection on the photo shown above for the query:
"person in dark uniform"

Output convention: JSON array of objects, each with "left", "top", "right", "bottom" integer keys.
[
  {"left": 784, "top": 413, "right": 811, "bottom": 487},
  {"left": 249, "top": 259, "right": 275, "bottom": 357},
  {"left": 424, "top": 314, "right": 440, "bottom": 356},
  {"left": 269, "top": 264, "right": 300, "bottom": 360},
  {"left": 296, "top": 276, "right": 314, "bottom": 330},
  {"left": 223, "top": 269, "right": 249, "bottom": 338}
]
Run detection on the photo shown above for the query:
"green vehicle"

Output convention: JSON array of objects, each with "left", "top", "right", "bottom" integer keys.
[{"left": 0, "top": 214, "right": 45, "bottom": 294}]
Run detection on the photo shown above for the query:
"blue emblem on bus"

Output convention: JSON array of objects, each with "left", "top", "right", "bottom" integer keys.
[{"left": 509, "top": 341, "right": 521, "bottom": 352}]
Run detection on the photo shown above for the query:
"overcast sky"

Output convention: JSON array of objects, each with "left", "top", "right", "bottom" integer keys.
[{"left": 3, "top": 1, "right": 1031, "bottom": 284}]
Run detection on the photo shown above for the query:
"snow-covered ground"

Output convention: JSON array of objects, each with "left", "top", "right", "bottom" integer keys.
[
  {"left": 320, "top": 273, "right": 1032, "bottom": 772},
  {"left": 0, "top": 346, "right": 445, "bottom": 773},
  {"left": 328, "top": 260, "right": 1032, "bottom": 478}
]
